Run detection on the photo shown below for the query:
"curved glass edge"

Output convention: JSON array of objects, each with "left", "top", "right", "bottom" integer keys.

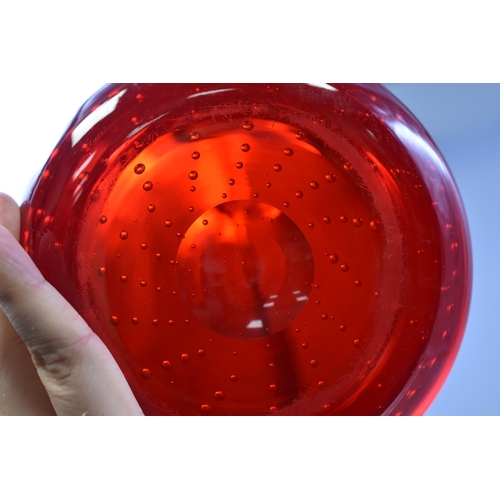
[{"left": 367, "top": 85, "right": 472, "bottom": 416}]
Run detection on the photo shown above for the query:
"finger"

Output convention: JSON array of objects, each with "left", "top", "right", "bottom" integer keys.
[
  {"left": 0, "top": 194, "right": 55, "bottom": 415},
  {"left": 0, "top": 224, "right": 144, "bottom": 416},
  {"left": 0, "top": 193, "right": 20, "bottom": 240}
]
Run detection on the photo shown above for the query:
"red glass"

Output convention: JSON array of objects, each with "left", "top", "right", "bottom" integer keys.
[{"left": 21, "top": 84, "right": 472, "bottom": 415}]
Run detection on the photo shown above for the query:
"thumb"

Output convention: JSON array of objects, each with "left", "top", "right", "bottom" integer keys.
[
  {"left": 0, "top": 194, "right": 55, "bottom": 415},
  {"left": 0, "top": 211, "right": 144, "bottom": 416}
]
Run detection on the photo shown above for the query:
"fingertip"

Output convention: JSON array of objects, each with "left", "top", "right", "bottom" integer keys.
[
  {"left": 0, "top": 224, "right": 45, "bottom": 306},
  {"left": 0, "top": 193, "right": 20, "bottom": 241}
]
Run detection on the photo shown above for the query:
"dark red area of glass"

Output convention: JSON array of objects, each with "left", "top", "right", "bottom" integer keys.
[{"left": 21, "top": 84, "right": 471, "bottom": 415}]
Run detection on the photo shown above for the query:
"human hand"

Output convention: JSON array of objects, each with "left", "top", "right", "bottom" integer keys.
[{"left": 0, "top": 193, "right": 143, "bottom": 416}]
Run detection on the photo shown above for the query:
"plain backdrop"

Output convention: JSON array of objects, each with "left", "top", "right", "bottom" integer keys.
[{"left": 0, "top": 83, "right": 498, "bottom": 416}]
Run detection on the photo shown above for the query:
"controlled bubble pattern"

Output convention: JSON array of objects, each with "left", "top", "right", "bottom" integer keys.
[{"left": 21, "top": 84, "right": 471, "bottom": 415}]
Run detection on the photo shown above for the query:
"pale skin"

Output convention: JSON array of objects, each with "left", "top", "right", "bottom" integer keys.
[{"left": 0, "top": 193, "right": 144, "bottom": 415}]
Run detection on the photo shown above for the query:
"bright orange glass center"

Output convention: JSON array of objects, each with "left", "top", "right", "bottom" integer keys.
[{"left": 177, "top": 200, "right": 314, "bottom": 339}]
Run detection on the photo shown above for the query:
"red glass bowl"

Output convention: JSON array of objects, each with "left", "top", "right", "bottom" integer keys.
[{"left": 21, "top": 84, "right": 472, "bottom": 415}]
